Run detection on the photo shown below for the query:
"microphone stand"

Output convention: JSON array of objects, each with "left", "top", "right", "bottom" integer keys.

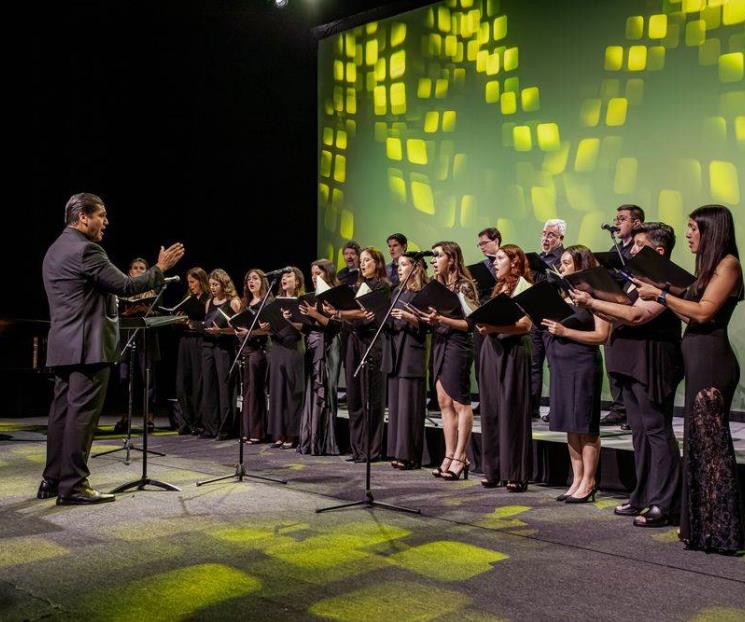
[
  {"left": 317, "top": 258, "right": 423, "bottom": 515},
  {"left": 196, "top": 277, "right": 287, "bottom": 487},
  {"left": 94, "top": 282, "right": 169, "bottom": 463},
  {"left": 606, "top": 228, "right": 627, "bottom": 267}
]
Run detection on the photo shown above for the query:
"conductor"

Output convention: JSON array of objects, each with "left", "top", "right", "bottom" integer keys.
[{"left": 38, "top": 193, "right": 185, "bottom": 504}]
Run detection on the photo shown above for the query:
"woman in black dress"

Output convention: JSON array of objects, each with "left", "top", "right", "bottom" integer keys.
[
  {"left": 425, "top": 241, "right": 478, "bottom": 481},
  {"left": 635, "top": 205, "right": 744, "bottom": 553},
  {"left": 541, "top": 246, "right": 610, "bottom": 503},
  {"left": 325, "top": 247, "right": 390, "bottom": 462},
  {"left": 175, "top": 266, "right": 210, "bottom": 435},
  {"left": 297, "top": 259, "right": 341, "bottom": 456},
  {"left": 474, "top": 244, "right": 533, "bottom": 491},
  {"left": 200, "top": 269, "right": 241, "bottom": 439},
  {"left": 385, "top": 253, "right": 429, "bottom": 469},
  {"left": 234, "top": 269, "right": 271, "bottom": 444},
  {"left": 264, "top": 267, "right": 305, "bottom": 449}
]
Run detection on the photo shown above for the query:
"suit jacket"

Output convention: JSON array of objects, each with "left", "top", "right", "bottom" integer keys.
[
  {"left": 386, "top": 261, "right": 400, "bottom": 288},
  {"left": 43, "top": 227, "right": 165, "bottom": 367}
]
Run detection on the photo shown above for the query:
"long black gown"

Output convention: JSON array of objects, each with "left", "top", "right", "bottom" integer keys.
[
  {"left": 545, "top": 305, "right": 602, "bottom": 435},
  {"left": 432, "top": 279, "right": 476, "bottom": 405},
  {"left": 383, "top": 289, "right": 428, "bottom": 464},
  {"left": 267, "top": 321, "right": 305, "bottom": 442},
  {"left": 298, "top": 315, "right": 341, "bottom": 455},
  {"left": 240, "top": 300, "right": 268, "bottom": 441},
  {"left": 345, "top": 278, "right": 389, "bottom": 461},
  {"left": 680, "top": 292, "right": 744, "bottom": 553},
  {"left": 201, "top": 299, "right": 237, "bottom": 437},
  {"left": 175, "top": 293, "right": 208, "bottom": 433},
  {"left": 479, "top": 332, "right": 532, "bottom": 484}
]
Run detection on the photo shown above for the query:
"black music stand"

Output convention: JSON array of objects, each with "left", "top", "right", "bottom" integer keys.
[
  {"left": 317, "top": 258, "right": 424, "bottom": 515},
  {"left": 109, "top": 314, "right": 184, "bottom": 493}
]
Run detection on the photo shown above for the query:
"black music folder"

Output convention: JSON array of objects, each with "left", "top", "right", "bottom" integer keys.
[
  {"left": 626, "top": 246, "right": 696, "bottom": 296},
  {"left": 526, "top": 252, "right": 557, "bottom": 274},
  {"left": 258, "top": 300, "right": 295, "bottom": 333},
  {"left": 275, "top": 297, "right": 315, "bottom": 326},
  {"left": 356, "top": 287, "right": 391, "bottom": 320},
  {"left": 593, "top": 251, "right": 625, "bottom": 271},
  {"left": 410, "top": 280, "right": 463, "bottom": 319},
  {"left": 565, "top": 266, "right": 632, "bottom": 304},
  {"left": 316, "top": 283, "right": 358, "bottom": 310},
  {"left": 468, "top": 293, "right": 524, "bottom": 326},
  {"left": 513, "top": 280, "right": 574, "bottom": 326},
  {"left": 217, "top": 306, "right": 255, "bottom": 330},
  {"left": 467, "top": 261, "right": 496, "bottom": 295}
]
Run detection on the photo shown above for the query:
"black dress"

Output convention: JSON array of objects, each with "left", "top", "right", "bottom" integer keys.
[
  {"left": 680, "top": 292, "right": 744, "bottom": 553},
  {"left": 240, "top": 300, "right": 268, "bottom": 441},
  {"left": 479, "top": 332, "right": 532, "bottom": 484},
  {"left": 345, "top": 278, "right": 389, "bottom": 461},
  {"left": 201, "top": 299, "right": 237, "bottom": 437},
  {"left": 267, "top": 320, "right": 305, "bottom": 442},
  {"left": 383, "top": 288, "right": 428, "bottom": 464},
  {"left": 175, "top": 293, "right": 208, "bottom": 433},
  {"left": 545, "top": 305, "right": 602, "bottom": 435},
  {"left": 432, "top": 279, "right": 476, "bottom": 405},
  {"left": 298, "top": 314, "right": 341, "bottom": 455}
]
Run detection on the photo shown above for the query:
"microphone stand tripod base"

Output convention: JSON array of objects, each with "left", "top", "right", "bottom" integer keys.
[
  {"left": 195, "top": 462, "right": 288, "bottom": 487},
  {"left": 316, "top": 490, "right": 421, "bottom": 515},
  {"left": 93, "top": 437, "right": 165, "bottom": 466},
  {"left": 110, "top": 477, "right": 181, "bottom": 493}
]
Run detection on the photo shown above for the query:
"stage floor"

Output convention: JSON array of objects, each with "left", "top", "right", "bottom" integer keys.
[{"left": 1, "top": 415, "right": 744, "bottom": 621}]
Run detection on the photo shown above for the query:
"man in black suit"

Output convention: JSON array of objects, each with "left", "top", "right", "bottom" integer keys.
[
  {"left": 386, "top": 233, "right": 408, "bottom": 287},
  {"left": 38, "top": 192, "right": 184, "bottom": 505}
]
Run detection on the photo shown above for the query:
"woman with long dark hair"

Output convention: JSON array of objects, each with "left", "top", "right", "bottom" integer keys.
[
  {"left": 234, "top": 269, "right": 271, "bottom": 444},
  {"left": 426, "top": 241, "right": 478, "bottom": 481},
  {"left": 175, "top": 266, "right": 210, "bottom": 435},
  {"left": 475, "top": 244, "right": 533, "bottom": 492},
  {"left": 385, "top": 253, "right": 429, "bottom": 469},
  {"left": 265, "top": 267, "right": 306, "bottom": 449},
  {"left": 200, "top": 269, "right": 241, "bottom": 439},
  {"left": 541, "top": 246, "right": 610, "bottom": 502},
  {"left": 635, "top": 205, "right": 744, "bottom": 553},
  {"left": 297, "top": 259, "right": 341, "bottom": 455},
  {"left": 325, "top": 247, "right": 390, "bottom": 462}
]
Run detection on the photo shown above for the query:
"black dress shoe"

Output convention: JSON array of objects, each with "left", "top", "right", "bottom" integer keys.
[
  {"left": 633, "top": 505, "right": 669, "bottom": 527},
  {"left": 614, "top": 502, "right": 642, "bottom": 516},
  {"left": 599, "top": 410, "right": 626, "bottom": 426},
  {"left": 36, "top": 479, "right": 59, "bottom": 499},
  {"left": 56, "top": 488, "right": 115, "bottom": 505}
]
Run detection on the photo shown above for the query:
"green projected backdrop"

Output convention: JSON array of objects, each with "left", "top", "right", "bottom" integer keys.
[{"left": 317, "top": 0, "right": 745, "bottom": 409}]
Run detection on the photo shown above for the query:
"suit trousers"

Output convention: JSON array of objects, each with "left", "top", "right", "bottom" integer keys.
[
  {"left": 43, "top": 364, "right": 111, "bottom": 496},
  {"left": 619, "top": 376, "right": 681, "bottom": 513},
  {"left": 175, "top": 335, "right": 203, "bottom": 431}
]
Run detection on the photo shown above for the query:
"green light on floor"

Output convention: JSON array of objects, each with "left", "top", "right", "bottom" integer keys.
[
  {"left": 92, "top": 564, "right": 261, "bottom": 622},
  {"left": 690, "top": 607, "right": 745, "bottom": 622},
  {"left": 0, "top": 536, "right": 68, "bottom": 569},
  {"left": 388, "top": 540, "right": 508, "bottom": 582},
  {"left": 309, "top": 580, "right": 471, "bottom": 622}
]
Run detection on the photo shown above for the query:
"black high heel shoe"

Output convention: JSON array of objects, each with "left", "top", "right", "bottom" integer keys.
[
  {"left": 565, "top": 487, "right": 597, "bottom": 504},
  {"left": 432, "top": 455, "right": 453, "bottom": 478},
  {"left": 506, "top": 481, "right": 528, "bottom": 493},
  {"left": 442, "top": 457, "right": 469, "bottom": 481},
  {"left": 555, "top": 492, "right": 571, "bottom": 501}
]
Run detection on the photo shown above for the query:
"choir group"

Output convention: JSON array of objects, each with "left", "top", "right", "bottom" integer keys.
[{"left": 149, "top": 203, "right": 742, "bottom": 555}]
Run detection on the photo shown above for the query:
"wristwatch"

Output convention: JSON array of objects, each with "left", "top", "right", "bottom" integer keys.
[{"left": 656, "top": 291, "right": 667, "bottom": 306}]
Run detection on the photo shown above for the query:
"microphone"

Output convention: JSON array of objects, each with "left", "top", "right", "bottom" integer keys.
[
  {"left": 264, "top": 266, "right": 293, "bottom": 278},
  {"left": 601, "top": 223, "right": 620, "bottom": 234},
  {"left": 164, "top": 275, "right": 181, "bottom": 283}
]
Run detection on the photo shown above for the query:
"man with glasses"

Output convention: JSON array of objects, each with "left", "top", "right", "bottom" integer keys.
[
  {"left": 600, "top": 204, "right": 645, "bottom": 430},
  {"left": 531, "top": 219, "right": 566, "bottom": 422}
]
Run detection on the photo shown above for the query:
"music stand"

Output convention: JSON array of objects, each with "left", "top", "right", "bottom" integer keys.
[
  {"left": 196, "top": 277, "right": 287, "bottom": 487},
  {"left": 317, "top": 257, "right": 424, "bottom": 515},
  {"left": 109, "top": 314, "right": 185, "bottom": 493}
]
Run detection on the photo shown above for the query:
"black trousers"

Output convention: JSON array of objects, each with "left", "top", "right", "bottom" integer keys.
[
  {"left": 44, "top": 364, "right": 111, "bottom": 496},
  {"left": 607, "top": 372, "right": 627, "bottom": 416},
  {"left": 345, "top": 333, "right": 384, "bottom": 460},
  {"left": 175, "top": 334, "right": 203, "bottom": 431},
  {"left": 201, "top": 343, "right": 234, "bottom": 437},
  {"left": 618, "top": 375, "right": 681, "bottom": 513},
  {"left": 529, "top": 327, "right": 547, "bottom": 415}
]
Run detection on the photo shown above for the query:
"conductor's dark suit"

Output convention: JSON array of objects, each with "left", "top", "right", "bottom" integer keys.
[{"left": 42, "top": 227, "right": 164, "bottom": 495}]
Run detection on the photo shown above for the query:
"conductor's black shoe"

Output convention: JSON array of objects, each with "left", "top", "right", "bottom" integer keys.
[
  {"left": 36, "top": 479, "right": 59, "bottom": 499},
  {"left": 614, "top": 502, "right": 642, "bottom": 516},
  {"left": 56, "top": 487, "right": 115, "bottom": 505},
  {"left": 599, "top": 410, "right": 626, "bottom": 426}
]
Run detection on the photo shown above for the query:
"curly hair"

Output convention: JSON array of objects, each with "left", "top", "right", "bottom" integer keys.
[{"left": 493, "top": 244, "right": 532, "bottom": 297}]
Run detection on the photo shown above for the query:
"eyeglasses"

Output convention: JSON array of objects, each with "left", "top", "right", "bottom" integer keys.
[
  {"left": 540, "top": 232, "right": 559, "bottom": 240},
  {"left": 476, "top": 240, "right": 491, "bottom": 248}
]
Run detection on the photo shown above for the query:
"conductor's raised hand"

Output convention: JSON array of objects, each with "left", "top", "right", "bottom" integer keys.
[{"left": 156, "top": 242, "right": 185, "bottom": 272}]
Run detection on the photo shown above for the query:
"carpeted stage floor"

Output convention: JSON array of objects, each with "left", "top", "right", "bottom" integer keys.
[{"left": 1, "top": 415, "right": 744, "bottom": 622}]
